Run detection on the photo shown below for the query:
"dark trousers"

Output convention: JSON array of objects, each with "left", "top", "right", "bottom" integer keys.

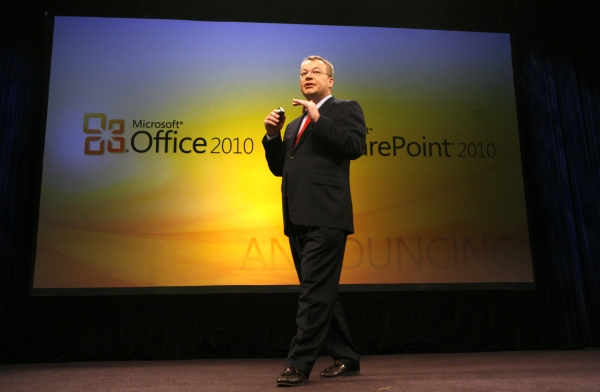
[{"left": 285, "top": 225, "right": 360, "bottom": 377}]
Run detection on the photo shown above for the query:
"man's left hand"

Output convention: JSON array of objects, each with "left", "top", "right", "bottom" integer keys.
[{"left": 292, "top": 99, "right": 320, "bottom": 123}]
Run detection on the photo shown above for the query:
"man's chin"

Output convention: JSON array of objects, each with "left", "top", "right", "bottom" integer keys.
[{"left": 302, "top": 92, "right": 318, "bottom": 101}]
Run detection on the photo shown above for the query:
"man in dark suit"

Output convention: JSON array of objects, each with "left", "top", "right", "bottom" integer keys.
[{"left": 263, "top": 56, "right": 366, "bottom": 387}]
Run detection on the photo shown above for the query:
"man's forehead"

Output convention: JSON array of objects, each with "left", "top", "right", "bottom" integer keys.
[{"left": 301, "top": 60, "right": 326, "bottom": 69}]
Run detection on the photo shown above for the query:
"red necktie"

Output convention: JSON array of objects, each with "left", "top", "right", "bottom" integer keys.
[{"left": 294, "top": 116, "right": 311, "bottom": 146}]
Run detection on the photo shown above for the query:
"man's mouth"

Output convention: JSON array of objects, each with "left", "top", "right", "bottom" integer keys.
[{"left": 304, "top": 83, "right": 315, "bottom": 88}]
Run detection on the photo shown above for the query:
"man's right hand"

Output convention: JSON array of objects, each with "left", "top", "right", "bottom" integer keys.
[{"left": 264, "top": 109, "right": 286, "bottom": 137}]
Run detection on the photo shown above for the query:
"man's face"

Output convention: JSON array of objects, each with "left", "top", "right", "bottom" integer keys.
[{"left": 300, "top": 60, "right": 333, "bottom": 102}]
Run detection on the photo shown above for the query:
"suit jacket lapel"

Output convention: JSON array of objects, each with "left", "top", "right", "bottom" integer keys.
[
  {"left": 292, "top": 97, "right": 337, "bottom": 150},
  {"left": 318, "top": 96, "right": 336, "bottom": 117}
]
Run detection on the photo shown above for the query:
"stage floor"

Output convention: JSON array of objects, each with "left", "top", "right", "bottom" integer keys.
[{"left": 2, "top": 350, "right": 600, "bottom": 391}]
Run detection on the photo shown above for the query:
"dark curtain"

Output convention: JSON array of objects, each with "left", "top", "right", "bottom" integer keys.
[
  {"left": 1, "top": 8, "right": 599, "bottom": 364},
  {"left": 516, "top": 33, "right": 600, "bottom": 348},
  {"left": 1, "top": 12, "right": 46, "bottom": 359}
]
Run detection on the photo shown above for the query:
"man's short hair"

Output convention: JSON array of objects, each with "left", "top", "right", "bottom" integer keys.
[{"left": 302, "top": 55, "right": 334, "bottom": 78}]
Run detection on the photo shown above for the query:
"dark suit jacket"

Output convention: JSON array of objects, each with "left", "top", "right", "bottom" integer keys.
[{"left": 263, "top": 97, "right": 367, "bottom": 236}]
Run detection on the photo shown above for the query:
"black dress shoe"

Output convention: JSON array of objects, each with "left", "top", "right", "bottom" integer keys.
[
  {"left": 277, "top": 366, "right": 307, "bottom": 387},
  {"left": 320, "top": 361, "right": 360, "bottom": 378}
]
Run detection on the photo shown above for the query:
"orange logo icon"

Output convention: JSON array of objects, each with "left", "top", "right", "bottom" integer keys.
[{"left": 83, "top": 113, "right": 125, "bottom": 155}]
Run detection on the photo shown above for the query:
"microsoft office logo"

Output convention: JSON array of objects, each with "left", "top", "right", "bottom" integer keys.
[{"left": 83, "top": 113, "right": 125, "bottom": 155}]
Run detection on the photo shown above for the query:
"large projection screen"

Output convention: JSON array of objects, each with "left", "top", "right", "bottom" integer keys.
[{"left": 32, "top": 16, "right": 534, "bottom": 293}]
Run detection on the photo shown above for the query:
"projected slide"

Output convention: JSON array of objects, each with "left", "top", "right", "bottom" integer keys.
[{"left": 33, "top": 16, "right": 533, "bottom": 289}]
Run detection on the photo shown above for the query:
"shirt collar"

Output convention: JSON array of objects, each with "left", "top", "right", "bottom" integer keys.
[{"left": 315, "top": 94, "right": 332, "bottom": 109}]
